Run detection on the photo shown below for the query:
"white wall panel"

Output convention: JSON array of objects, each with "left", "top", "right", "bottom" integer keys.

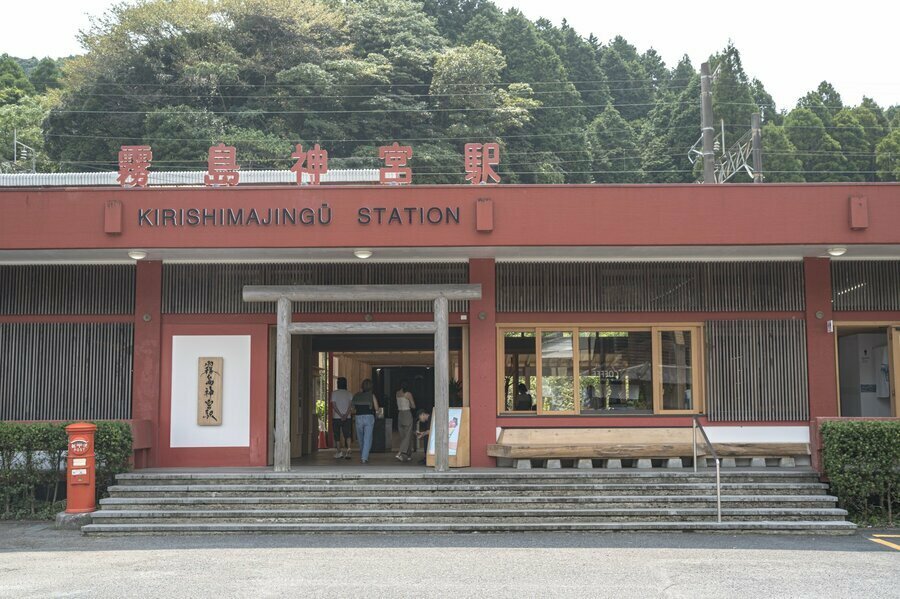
[{"left": 170, "top": 335, "right": 251, "bottom": 448}]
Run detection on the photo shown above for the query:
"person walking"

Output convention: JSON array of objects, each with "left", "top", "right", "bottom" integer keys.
[
  {"left": 352, "top": 379, "right": 379, "bottom": 464},
  {"left": 331, "top": 377, "right": 353, "bottom": 460},
  {"left": 394, "top": 380, "right": 416, "bottom": 462}
]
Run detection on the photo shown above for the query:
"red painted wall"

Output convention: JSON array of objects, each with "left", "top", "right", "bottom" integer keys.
[
  {"left": 2, "top": 183, "right": 898, "bottom": 250},
  {"left": 468, "top": 259, "right": 498, "bottom": 467},
  {"left": 157, "top": 323, "right": 269, "bottom": 467},
  {"left": 804, "top": 258, "right": 839, "bottom": 420},
  {"left": 131, "top": 261, "right": 162, "bottom": 468}
]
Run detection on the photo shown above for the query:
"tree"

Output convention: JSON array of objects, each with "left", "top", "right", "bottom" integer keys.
[
  {"left": 429, "top": 41, "right": 539, "bottom": 139},
  {"left": 143, "top": 105, "right": 225, "bottom": 169},
  {"left": 797, "top": 81, "right": 843, "bottom": 127},
  {"left": 784, "top": 107, "right": 847, "bottom": 181},
  {"left": 0, "top": 54, "right": 35, "bottom": 105},
  {"left": 0, "top": 96, "right": 55, "bottom": 171},
  {"left": 588, "top": 104, "right": 640, "bottom": 183},
  {"left": 28, "top": 58, "right": 63, "bottom": 94},
  {"left": 761, "top": 123, "right": 804, "bottom": 182},
  {"left": 599, "top": 38, "right": 653, "bottom": 122},
  {"left": 875, "top": 129, "right": 900, "bottom": 181},
  {"left": 710, "top": 43, "right": 755, "bottom": 137},
  {"left": 830, "top": 109, "right": 870, "bottom": 181}
]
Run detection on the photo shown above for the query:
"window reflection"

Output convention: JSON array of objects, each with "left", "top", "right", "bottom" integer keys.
[
  {"left": 661, "top": 330, "right": 693, "bottom": 410},
  {"left": 579, "top": 331, "right": 653, "bottom": 414},
  {"left": 504, "top": 331, "right": 536, "bottom": 411},
  {"left": 541, "top": 331, "right": 574, "bottom": 412}
]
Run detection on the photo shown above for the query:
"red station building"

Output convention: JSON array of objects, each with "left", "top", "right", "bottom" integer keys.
[{"left": 1, "top": 173, "right": 898, "bottom": 473}]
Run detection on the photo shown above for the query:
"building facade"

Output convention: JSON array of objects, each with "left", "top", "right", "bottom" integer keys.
[{"left": 1, "top": 181, "right": 898, "bottom": 469}]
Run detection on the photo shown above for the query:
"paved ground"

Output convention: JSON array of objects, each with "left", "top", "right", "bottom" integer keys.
[{"left": 1, "top": 522, "right": 898, "bottom": 598}]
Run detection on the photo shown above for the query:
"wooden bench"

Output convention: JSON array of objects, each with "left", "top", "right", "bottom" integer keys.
[{"left": 487, "top": 428, "right": 811, "bottom": 469}]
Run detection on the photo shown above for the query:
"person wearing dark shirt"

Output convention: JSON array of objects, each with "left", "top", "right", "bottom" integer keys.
[
  {"left": 351, "top": 379, "right": 380, "bottom": 464},
  {"left": 415, "top": 410, "right": 431, "bottom": 465}
]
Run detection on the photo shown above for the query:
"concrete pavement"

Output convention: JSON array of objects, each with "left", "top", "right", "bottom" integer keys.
[{"left": 0, "top": 522, "right": 897, "bottom": 598}]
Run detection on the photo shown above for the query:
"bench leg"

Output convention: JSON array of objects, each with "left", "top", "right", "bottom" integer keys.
[
  {"left": 605, "top": 459, "right": 622, "bottom": 469},
  {"left": 577, "top": 459, "right": 593, "bottom": 469},
  {"left": 546, "top": 459, "right": 562, "bottom": 469},
  {"left": 750, "top": 457, "right": 767, "bottom": 468},
  {"left": 666, "top": 458, "right": 683, "bottom": 469},
  {"left": 636, "top": 459, "right": 652, "bottom": 469},
  {"left": 515, "top": 459, "right": 531, "bottom": 470}
]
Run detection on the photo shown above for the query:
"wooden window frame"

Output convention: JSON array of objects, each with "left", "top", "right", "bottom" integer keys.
[
  {"left": 497, "top": 323, "right": 705, "bottom": 416},
  {"left": 833, "top": 321, "right": 900, "bottom": 418}
]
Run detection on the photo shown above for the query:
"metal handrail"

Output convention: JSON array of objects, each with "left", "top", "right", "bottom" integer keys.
[{"left": 692, "top": 416, "right": 722, "bottom": 523}]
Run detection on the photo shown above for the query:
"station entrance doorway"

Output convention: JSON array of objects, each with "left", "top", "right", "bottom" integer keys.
[{"left": 267, "top": 328, "right": 467, "bottom": 467}]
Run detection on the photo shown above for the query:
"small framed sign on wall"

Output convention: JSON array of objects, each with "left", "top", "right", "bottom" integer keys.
[{"left": 198, "top": 357, "right": 223, "bottom": 426}]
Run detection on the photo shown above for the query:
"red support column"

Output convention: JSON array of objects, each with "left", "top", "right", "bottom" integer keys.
[
  {"left": 804, "top": 257, "right": 839, "bottom": 471},
  {"left": 468, "top": 258, "right": 497, "bottom": 467},
  {"left": 131, "top": 260, "right": 163, "bottom": 468}
]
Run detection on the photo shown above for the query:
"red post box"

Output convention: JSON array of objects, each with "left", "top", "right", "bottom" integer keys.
[{"left": 65, "top": 422, "right": 97, "bottom": 514}]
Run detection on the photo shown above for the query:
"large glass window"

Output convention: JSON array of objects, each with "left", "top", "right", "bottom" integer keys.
[
  {"left": 498, "top": 326, "right": 702, "bottom": 415},
  {"left": 503, "top": 331, "right": 536, "bottom": 411},
  {"left": 660, "top": 330, "right": 694, "bottom": 411},
  {"left": 541, "top": 331, "right": 574, "bottom": 412},
  {"left": 579, "top": 331, "right": 653, "bottom": 414}
]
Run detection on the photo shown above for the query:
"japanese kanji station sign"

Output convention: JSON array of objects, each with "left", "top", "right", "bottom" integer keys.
[{"left": 117, "top": 141, "right": 500, "bottom": 188}]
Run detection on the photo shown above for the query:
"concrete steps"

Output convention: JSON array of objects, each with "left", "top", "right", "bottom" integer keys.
[{"left": 81, "top": 469, "right": 854, "bottom": 535}]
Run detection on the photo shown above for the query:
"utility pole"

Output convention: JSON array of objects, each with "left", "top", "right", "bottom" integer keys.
[
  {"left": 700, "top": 62, "right": 716, "bottom": 183},
  {"left": 751, "top": 112, "right": 763, "bottom": 183}
]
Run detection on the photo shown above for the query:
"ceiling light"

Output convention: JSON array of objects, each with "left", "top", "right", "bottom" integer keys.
[
  {"left": 827, "top": 247, "right": 847, "bottom": 257},
  {"left": 128, "top": 250, "right": 148, "bottom": 260},
  {"left": 353, "top": 249, "right": 373, "bottom": 259}
]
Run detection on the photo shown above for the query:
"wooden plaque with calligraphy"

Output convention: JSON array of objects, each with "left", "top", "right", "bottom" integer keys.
[{"left": 197, "top": 357, "right": 223, "bottom": 426}]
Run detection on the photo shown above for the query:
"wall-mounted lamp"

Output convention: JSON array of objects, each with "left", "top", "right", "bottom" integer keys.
[
  {"left": 353, "top": 249, "right": 373, "bottom": 259},
  {"left": 127, "top": 250, "right": 147, "bottom": 260},
  {"left": 827, "top": 247, "right": 847, "bottom": 257}
]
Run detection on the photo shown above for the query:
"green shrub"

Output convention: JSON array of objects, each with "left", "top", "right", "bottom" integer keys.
[
  {"left": 821, "top": 420, "right": 900, "bottom": 525},
  {"left": 0, "top": 420, "right": 132, "bottom": 519}
]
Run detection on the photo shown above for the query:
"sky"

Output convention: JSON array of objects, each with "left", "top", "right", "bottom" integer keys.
[{"left": 1, "top": 0, "right": 898, "bottom": 109}]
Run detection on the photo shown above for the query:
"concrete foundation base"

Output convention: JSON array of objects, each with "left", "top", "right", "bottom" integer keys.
[
  {"left": 515, "top": 459, "right": 531, "bottom": 470},
  {"left": 779, "top": 457, "right": 796, "bottom": 468},
  {"left": 666, "top": 458, "right": 683, "bottom": 469},
  {"left": 751, "top": 457, "right": 768, "bottom": 468},
  {"left": 636, "top": 459, "right": 652, "bottom": 469},
  {"left": 576, "top": 459, "right": 593, "bottom": 469},
  {"left": 55, "top": 511, "right": 93, "bottom": 531},
  {"left": 545, "top": 459, "right": 562, "bottom": 469},
  {"left": 605, "top": 459, "right": 622, "bottom": 469},
  {"left": 722, "top": 458, "right": 737, "bottom": 468}
]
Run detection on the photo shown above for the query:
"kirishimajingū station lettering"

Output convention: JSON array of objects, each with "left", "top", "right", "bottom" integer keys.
[{"left": 137, "top": 205, "right": 461, "bottom": 227}]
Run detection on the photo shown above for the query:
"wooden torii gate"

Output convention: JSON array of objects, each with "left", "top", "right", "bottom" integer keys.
[{"left": 243, "top": 284, "right": 483, "bottom": 472}]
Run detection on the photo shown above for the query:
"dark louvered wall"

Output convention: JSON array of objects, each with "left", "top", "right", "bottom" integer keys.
[
  {"left": 0, "top": 265, "right": 135, "bottom": 314},
  {"left": 0, "top": 323, "right": 133, "bottom": 420},
  {"left": 496, "top": 262, "right": 805, "bottom": 312},
  {"left": 831, "top": 261, "right": 900, "bottom": 311},
  {"left": 162, "top": 262, "right": 470, "bottom": 313},
  {"left": 705, "top": 320, "right": 808, "bottom": 422}
]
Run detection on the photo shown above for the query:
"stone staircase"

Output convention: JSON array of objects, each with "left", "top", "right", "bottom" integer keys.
[{"left": 81, "top": 469, "right": 855, "bottom": 534}]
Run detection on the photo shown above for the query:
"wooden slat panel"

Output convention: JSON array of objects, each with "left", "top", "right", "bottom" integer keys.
[
  {"left": 496, "top": 262, "right": 805, "bottom": 312},
  {"left": 0, "top": 323, "right": 133, "bottom": 420},
  {"left": 163, "top": 262, "right": 469, "bottom": 314},
  {"left": 0, "top": 265, "right": 135, "bottom": 314},
  {"left": 705, "top": 320, "right": 809, "bottom": 421},
  {"left": 832, "top": 260, "right": 900, "bottom": 311}
]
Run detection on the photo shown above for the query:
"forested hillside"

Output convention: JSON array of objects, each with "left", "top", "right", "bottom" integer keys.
[{"left": 1, "top": 0, "right": 898, "bottom": 182}]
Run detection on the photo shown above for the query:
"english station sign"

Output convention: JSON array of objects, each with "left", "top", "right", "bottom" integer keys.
[{"left": 136, "top": 205, "right": 463, "bottom": 228}]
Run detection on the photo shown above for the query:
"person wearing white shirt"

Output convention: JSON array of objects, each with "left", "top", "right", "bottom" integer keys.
[{"left": 331, "top": 377, "right": 353, "bottom": 459}]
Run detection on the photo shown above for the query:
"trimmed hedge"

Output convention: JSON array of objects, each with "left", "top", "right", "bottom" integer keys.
[
  {"left": 0, "top": 421, "right": 132, "bottom": 519},
  {"left": 821, "top": 420, "right": 900, "bottom": 525}
]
